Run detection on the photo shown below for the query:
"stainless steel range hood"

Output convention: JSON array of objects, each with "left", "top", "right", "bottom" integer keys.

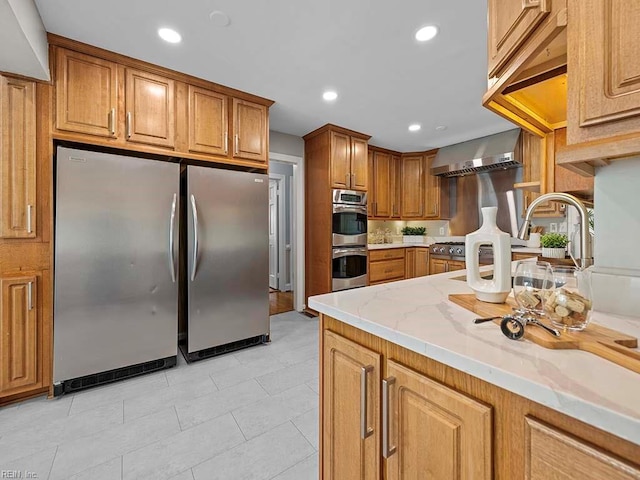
[{"left": 431, "top": 128, "right": 522, "bottom": 177}]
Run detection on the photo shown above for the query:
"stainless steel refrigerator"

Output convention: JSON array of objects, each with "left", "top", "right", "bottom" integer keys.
[
  {"left": 182, "top": 165, "right": 269, "bottom": 362},
  {"left": 54, "top": 146, "right": 179, "bottom": 394}
]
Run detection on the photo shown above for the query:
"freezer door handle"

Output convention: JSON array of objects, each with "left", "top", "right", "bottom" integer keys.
[
  {"left": 168, "top": 193, "right": 177, "bottom": 283},
  {"left": 190, "top": 194, "right": 199, "bottom": 281}
]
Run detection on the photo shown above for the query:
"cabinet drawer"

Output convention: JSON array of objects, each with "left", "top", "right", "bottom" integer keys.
[
  {"left": 369, "top": 248, "right": 405, "bottom": 262},
  {"left": 369, "top": 259, "right": 405, "bottom": 283}
]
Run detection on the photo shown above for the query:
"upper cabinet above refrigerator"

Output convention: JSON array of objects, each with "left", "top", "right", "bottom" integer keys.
[{"left": 50, "top": 35, "right": 274, "bottom": 169}]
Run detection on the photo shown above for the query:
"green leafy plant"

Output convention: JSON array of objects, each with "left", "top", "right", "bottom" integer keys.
[
  {"left": 401, "top": 226, "right": 426, "bottom": 235},
  {"left": 540, "top": 233, "right": 568, "bottom": 248}
]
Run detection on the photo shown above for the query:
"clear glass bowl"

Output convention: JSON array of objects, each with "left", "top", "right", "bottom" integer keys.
[
  {"left": 545, "top": 266, "right": 593, "bottom": 331},
  {"left": 513, "top": 261, "right": 554, "bottom": 316}
]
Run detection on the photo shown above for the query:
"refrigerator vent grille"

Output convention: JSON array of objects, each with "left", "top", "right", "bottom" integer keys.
[{"left": 182, "top": 334, "right": 267, "bottom": 363}]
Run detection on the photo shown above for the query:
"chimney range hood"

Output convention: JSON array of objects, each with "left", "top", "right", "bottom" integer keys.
[{"left": 431, "top": 129, "right": 522, "bottom": 177}]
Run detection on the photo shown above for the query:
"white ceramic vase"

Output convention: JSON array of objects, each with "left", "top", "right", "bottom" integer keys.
[{"left": 465, "top": 207, "right": 512, "bottom": 303}]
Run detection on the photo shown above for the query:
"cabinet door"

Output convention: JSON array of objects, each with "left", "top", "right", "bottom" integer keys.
[
  {"left": 0, "top": 76, "right": 36, "bottom": 238},
  {"left": 384, "top": 360, "right": 492, "bottom": 480},
  {"left": 525, "top": 417, "right": 640, "bottom": 479},
  {"left": 188, "top": 86, "right": 228, "bottom": 156},
  {"left": 0, "top": 275, "right": 40, "bottom": 395},
  {"left": 233, "top": 98, "right": 268, "bottom": 163},
  {"left": 448, "top": 260, "right": 466, "bottom": 272},
  {"left": 405, "top": 248, "right": 416, "bottom": 279},
  {"left": 391, "top": 155, "right": 402, "bottom": 218},
  {"left": 372, "top": 151, "right": 392, "bottom": 217},
  {"left": 367, "top": 150, "right": 374, "bottom": 217},
  {"left": 323, "top": 330, "right": 381, "bottom": 480},
  {"left": 350, "top": 137, "right": 368, "bottom": 191},
  {"left": 55, "top": 48, "right": 118, "bottom": 138},
  {"left": 331, "top": 131, "right": 352, "bottom": 189},
  {"left": 487, "top": 0, "right": 552, "bottom": 79},
  {"left": 567, "top": 0, "right": 640, "bottom": 145},
  {"left": 125, "top": 69, "right": 175, "bottom": 148},
  {"left": 430, "top": 258, "right": 448, "bottom": 275},
  {"left": 369, "top": 259, "right": 406, "bottom": 284},
  {"left": 415, "top": 248, "right": 429, "bottom": 277},
  {"left": 400, "top": 155, "right": 424, "bottom": 218},
  {"left": 424, "top": 153, "right": 440, "bottom": 219}
]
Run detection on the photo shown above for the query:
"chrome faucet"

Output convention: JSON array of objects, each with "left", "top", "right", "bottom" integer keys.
[{"left": 518, "top": 192, "right": 593, "bottom": 269}]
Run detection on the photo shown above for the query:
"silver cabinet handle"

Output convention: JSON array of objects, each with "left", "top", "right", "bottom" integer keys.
[
  {"left": 168, "top": 193, "right": 177, "bottom": 283},
  {"left": 234, "top": 134, "right": 239, "bottom": 154},
  {"left": 224, "top": 132, "right": 228, "bottom": 154},
  {"left": 345, "top": 172, "right": 350, "bottom": 187},
  {"left": 352, "top": 173, "right": 356, "bottom": 185},
  {"left": 126, "top": 112, "right": 132, "bottom": 139},
  {"left": 109, "top": 108, "right": 115, "bottom": 135},
  {"left": 382, "top": 376, "right": 397, "bottom": 458},
  {"left": 26, "top": 204, "right": 32, "bottom": 233},
  {"left": 190, "top": 194, "right": 199, "bottom": 282},
  {"left": 27, "top": 281, "right": 33, "bottom": 310},
  {"left": 360, "top": 365, "right": 374, "bottom": 439}
]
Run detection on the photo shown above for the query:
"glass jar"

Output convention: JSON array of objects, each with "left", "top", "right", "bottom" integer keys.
[{"left": 544, "top": 266, "right": 593, "bottom": 331}]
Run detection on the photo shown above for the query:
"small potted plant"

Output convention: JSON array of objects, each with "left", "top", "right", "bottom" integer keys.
[
  {"left": 540, "top": 233, "right": 568, "bottom": 259},
  {"left": 401, "top": 226, "right": 427, "bottom": 243}
]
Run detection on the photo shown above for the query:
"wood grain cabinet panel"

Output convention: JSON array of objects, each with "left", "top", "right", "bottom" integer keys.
[
  {"left": 323, "top": 330, "right": 381, "bottom": 480},
  {"left": 125, "top": 69, "right": 175, "bottom": 148},
  {"left": 487, "top": 0, "right": 552, "bottom": 79},
  {"left": 233, "top": 98, "right": 268, "bottom": 163},
  {"left": 525, "top": 417, "right": 640, "bottom": 479},
  {"left": 567, "top": 0, "right": 640, "bottom": 145},
  {"left": 371, "top": 151, "right": 392, "bottom": 217},
  {"left": 405, "top": 248, "right": 416, "bottom": 279},
  {"left": 415, "top": 248, "right": 429, "bottom": 277},
  {"left": 390, "top": 155, "right": 402, "bottom": 218},
  {"left": 369, "top": 259, "right": 405, "bottom": 284},
  {"left": 331, "top": 132, "right": 351, "bottom": 189},
  {"left": 350, "top": 137, "right": 368, "bottom": 191},
  {"left": 0, "top": 76, "right": 36, "bottom": 239},
  {"left": 188, "top": 86, "right": 228, "bottom": 156},
  {"left": 55, "top": 48, "right": 118, "bottom": 138},
  {"left": 0, "top": 275, "right": 40, "bottom": 395},
  {"left": 424, "top": 153, "right": 441, "bottom": 219},
  {"left": 400, "top": 155, "right": 424, "bottom": 218},
  {"left": 385, "top": 360, "right": 492, "bottom": 480}
]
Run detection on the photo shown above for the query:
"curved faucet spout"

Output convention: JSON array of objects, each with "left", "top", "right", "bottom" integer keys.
[{"left": 518, "top": 192, "right": 592, "bottom": 269}]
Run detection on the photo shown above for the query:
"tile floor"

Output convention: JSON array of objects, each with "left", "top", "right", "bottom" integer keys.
[{"left": 0, "top": 311, "right": 319, "bottom": 480}]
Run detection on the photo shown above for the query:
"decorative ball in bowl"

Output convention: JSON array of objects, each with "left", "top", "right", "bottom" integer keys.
[{"left": 544, "top": 266, "right": 593, "bottom": 331}]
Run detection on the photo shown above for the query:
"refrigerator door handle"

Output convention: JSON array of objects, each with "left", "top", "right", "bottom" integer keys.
[
  {"left": 168, "top": 193, "right": 177, "bottom": 283},
  {"left": 190, "top": 194, "right": 199, "bottom": 281}
]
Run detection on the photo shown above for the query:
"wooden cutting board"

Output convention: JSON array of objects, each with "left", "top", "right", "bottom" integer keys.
[{"left": 449, "top": 293, "right": 640, "bottom": 374}]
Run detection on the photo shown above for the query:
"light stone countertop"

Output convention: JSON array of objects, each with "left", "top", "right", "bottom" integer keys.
[
  {"left": 512, "top": 247, "right": 543, "bottom": 254},
  {"left": 368, "top": 243, "right": 432, "bottom": 250},
  {"left": 308, "top": 263, "right": 640, "bottom": 446}
]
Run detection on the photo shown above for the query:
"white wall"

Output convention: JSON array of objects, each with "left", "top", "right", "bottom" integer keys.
[
  {"left": 269, "top": 161, "right": 294, "bottom": 289},
  {"left": 270, "top": 131, "right": 304, "bottom": 158}
]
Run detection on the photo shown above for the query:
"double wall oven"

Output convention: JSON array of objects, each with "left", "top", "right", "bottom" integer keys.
[{"left": 331, "top": 189, "right": 368, "bottom": 291}]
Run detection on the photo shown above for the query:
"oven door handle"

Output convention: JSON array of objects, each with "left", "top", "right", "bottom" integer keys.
[
  {"left": 332, "top": 248, "right": 368, "bottom": 259},
  {"left": 333, "top": 204, "right": 368, "bottom": 215}
]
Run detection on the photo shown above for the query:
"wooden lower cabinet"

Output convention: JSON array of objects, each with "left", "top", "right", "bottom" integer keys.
[
  {"left": 385, "top": 360, "right": 492, "bottom": 480},
  {"left": 0, "top": 273, "right": 41, "bottom": 397},
  {"left": 323, "top": 330, "right": 381, "bottom": 480},
  {"left": 321, "top": 316, "right": 640, "bottom": 480},
  {"left": 415, "top": 248, "right": 429, "bottom": 277},
  {"left": 369, "top": 249, "right": 406, "bottom": 285},
  {"left": 429, "top": 258, "right": 465, "bottom": 274}
]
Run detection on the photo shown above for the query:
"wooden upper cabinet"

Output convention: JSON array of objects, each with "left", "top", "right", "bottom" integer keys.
[
  {"left": 367, "top": 150, "right": 374, "bottom": 217},
  {"left": 323, "top": 330, "right": 381, "bottom": 480},
  {"left": 372, "top": 151, "right": 392, "bottom": 217},
  {"left": 350, "top": 137, "right": 368, "bottom": 191},
  {"left": 233, "top": 98, "right": 268, "bottom": 163},
  {"left": 331, "top": 131, "right": 352, "bottom": 189},
  {"left": 390, "top": 155, "right": 401, "bottom": 218},
  {"left": 125, "top": 68, "right": 175, "bottom": 148},
  {"left": 424, "top": 153, "right": 440, "bottom": 219},
  {"left": 55, "top": 48, "right": 118, "bottom": 138},
  {"left": 400, "top": 155, "right": 424, "bottom": 218},
  {"left": 0, "top": 76, "right": 36, "bottom": 239},
  {"left": 385, "top": 360, "right": 492, "bottom": 480},
  {"left": 0, "top": 275, "right": 40, "bottom": 395},
  {"left": 487, "top": 0, "right": 552, "bottom": 79},
  {"left": 567, "top": 0, "right": 640, "bottom": 145},
  {"left": 188, "top": 86, "right": 228, "bottom": 156},
  {"left": 525, "top": 417, "right": 640, "bottom": 480}
]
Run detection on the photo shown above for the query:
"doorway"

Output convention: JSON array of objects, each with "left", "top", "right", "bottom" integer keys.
[{"left": 269, "top": 163, "right": 294, "bottom": 315}]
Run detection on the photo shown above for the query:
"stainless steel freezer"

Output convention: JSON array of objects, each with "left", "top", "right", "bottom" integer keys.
[
  {"left": 184, "top": 165, "right": 269, "bottom": 360},
  {"left": 54, "top": 147, "right": 179, "bottom": 392}
]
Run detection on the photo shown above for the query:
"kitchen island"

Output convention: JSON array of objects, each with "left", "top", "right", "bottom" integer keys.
[{"left": 309, "top": 265, "right": 640, "bottom": 479}]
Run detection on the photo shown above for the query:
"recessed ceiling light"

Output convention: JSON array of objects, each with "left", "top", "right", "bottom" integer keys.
[
  {"left": 408, "top": 124, "right": 421, "bottom": 132},
  {"left": 435, "top": 125, "right": 447, "bottom": 131},
  {"left": 323, "top": 91, "right": 338, "bottom": 101},
  {"left": 158, "top": 28, "right": 182, "bottom": 44},
  {"left": 415, "top": 25, "right": 438, "bottom": 42}
]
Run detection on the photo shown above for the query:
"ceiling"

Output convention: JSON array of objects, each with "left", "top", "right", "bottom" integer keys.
[{"left": 33, "top": 0, "right": 514, "bottom": 151}]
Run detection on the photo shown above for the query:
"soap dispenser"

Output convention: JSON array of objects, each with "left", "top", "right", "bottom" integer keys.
[{"left": 465, "top": 207, "right": 511, "bottom": 303}]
